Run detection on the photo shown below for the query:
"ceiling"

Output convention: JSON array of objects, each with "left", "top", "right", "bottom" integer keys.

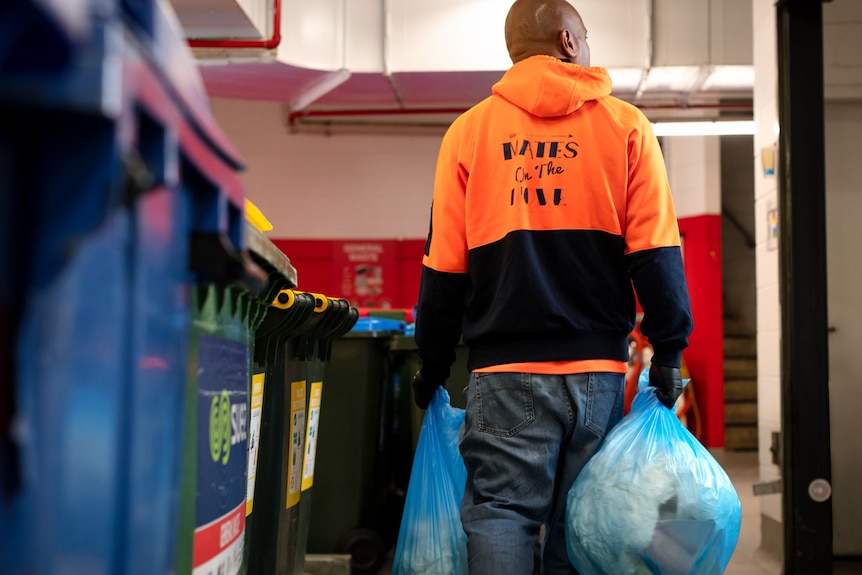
[
  {"left": 171, "top": 0, "right": 755, "bottom": 130},
  {"left": 172, "top": 0, "right": 263, "bottom": 39}
]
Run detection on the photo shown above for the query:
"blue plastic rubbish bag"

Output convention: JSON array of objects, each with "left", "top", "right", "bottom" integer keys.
[
  {"left": 392, "top": 386, "right": 468, "bottom": 575},
  {"left": 566, "top": 370, "right": 741, "bottom": 575}
]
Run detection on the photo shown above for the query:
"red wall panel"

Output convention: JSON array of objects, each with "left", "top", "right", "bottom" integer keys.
[
  {"left": 273, "top": 223, "right": 725, "bottom": 448},
  {"left": 678, "top": 214, "right": 725, "bottom": 448}
]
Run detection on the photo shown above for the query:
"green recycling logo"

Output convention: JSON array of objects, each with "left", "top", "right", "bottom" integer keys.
[{"left": 210, "top": 390, "right": 231, "bottom": 465}]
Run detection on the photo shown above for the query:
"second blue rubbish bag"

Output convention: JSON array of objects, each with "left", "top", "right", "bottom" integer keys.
[{"left": 565, "top": 369, "right": 742, "bottom": 575}]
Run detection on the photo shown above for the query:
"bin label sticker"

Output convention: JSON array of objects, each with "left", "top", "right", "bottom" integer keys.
[
  {"left": 194, "top": 335, "right": 248, "bottom": 575},
  {"left": 301, "top": 381, "right": 324, "bottom": 491},
  {"left": 192, "top": 500, "right": 245, "bottom": 575},
  {"left": 286, "top": 380, "right": 306, "bottom": 509},
  {"left": 246, "top": 372, "right": 265, "bottom": 516}
]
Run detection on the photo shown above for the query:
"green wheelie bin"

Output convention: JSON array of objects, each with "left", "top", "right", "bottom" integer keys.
[
  {"left": 246, "top": 289, "right": 319, "bottom": 575},
  {"left": 245, "top": 291, "right": 358, "bottom": 575},
  {"left": 294, "top": 297, "right": 359, "bottom": 575},
  {"left": 176, "top": 283, "right": 264, "bottom": 575},
  {"left": 305, "top": 317, "right": 408, "bottom": 575},
  {"left": 175, "top": 222, "right": 295, "bottom": 575}
]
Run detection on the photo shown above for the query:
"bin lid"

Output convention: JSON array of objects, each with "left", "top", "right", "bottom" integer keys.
[
  {"left": 245, "top": 222, "right": 297, "bottom": 289},
  {"left": 348, "top": 316, "right": 406, "bottom": 337}
]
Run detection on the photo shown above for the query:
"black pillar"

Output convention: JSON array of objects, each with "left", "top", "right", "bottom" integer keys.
[{"left": 776, "top": 0, "right": 833, "bottom": 573}]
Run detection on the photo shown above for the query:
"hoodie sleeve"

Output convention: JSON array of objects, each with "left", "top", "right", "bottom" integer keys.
[
  {"left": 623, "top": 117, "right": 693, "bottom": 368},
  {"left": 414, "top": 123, "right": 471, "bottom": 384}
]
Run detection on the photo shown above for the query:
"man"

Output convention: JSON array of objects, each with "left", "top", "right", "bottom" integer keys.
[{"left": 412, "top": 0, "right": 693, "bottom": 573}]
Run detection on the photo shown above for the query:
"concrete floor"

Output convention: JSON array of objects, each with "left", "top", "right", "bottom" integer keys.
[
  {"left": 716, "top": 450, "right": 784, "bottom": 575},
  {"left": 717, "top": 449, "right": 862, "bottom": 575},
  {"left": 306, "top": 449, "right": 862, "bottom": 575}
]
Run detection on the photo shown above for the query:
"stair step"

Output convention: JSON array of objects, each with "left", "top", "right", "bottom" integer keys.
[
  {"left": 725, "top": 424, "right": 759, "bottom": 450},
  {"left": 724, "top": 357, "right": 757, "bottom": 379},
  {"left": 723, "top": 316, "right": 755, "bottom": 338},
  {"left": 725, "top": 379, "right": 758, "bottom": 401},
  {"left": 725, "top": 401, "right": 758, "bottom": 425},
  {"left": 724, "top": 336, "right": 757, "bottom": 358},
  {"left": 723, "top": 321, "right": 758, "bottom": 450}
]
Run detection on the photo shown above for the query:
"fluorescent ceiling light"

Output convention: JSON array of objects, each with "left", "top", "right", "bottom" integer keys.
[
  {"left": 652, "top": 121, "right": 755, "bottom": 137},
  {"left": 642, "top": 66, "right": 702, "bottom": 91}
]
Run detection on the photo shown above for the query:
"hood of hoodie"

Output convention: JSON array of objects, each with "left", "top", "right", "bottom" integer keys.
[{"left": 492, "top": 55, "right": 612, "bottom": 118}]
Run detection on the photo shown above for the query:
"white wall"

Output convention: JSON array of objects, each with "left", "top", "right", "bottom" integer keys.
[
  {"left": 752, "top": 0, "right": 782, "bottom": 533},
  {"left": 824, "top": 101, "right": 862, "bottom": 556},
  {"left": 663, "top": 135, "right": 721, "bottom": 218},
  {"left": 211, "top": 97, "right": 720, "bottom": 240},
  {"left": 209, "top": 98, "right": 440, "bottom": 239}
]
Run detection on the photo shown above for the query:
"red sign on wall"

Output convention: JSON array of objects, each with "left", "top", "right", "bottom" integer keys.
[
  {"left": 333, "top": 240, "right": 397, "bottom": 308},
  {"left": 270, "top": 238, "right": 426, "bottom": 309}
]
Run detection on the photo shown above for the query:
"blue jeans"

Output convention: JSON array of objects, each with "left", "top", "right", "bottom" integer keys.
[{"left": 459, "top": 372, "right": 625, "bottom": 575}]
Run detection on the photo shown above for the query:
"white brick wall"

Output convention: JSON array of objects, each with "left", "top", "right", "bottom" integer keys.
[
  {"left": 663, "top": 135, "right": 722, "bottom": 218},
  {"left": 212, "top": 97, "right": 725, "bottom": 239},
  {"left": 824, "top": 101, "right": 862, "bottom": 555},
  {"left": 209, "top": 98, "right": 442, "bottom": 239},
  {"left": 752, "top": 0, "right": 782, "bottom": 525}
]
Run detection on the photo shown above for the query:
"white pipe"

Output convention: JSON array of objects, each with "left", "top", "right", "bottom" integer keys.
[
  {"left": 635, "top": 0, "right": 653, "bottom": 100},
  {"left": 290, "top": 68, "right": 352, "bottom": 111},
  {"left": 382, "top": 0, "right": 391, "bottom": 77},
  {"left": 381, "top": 0, "right": 405, "bottom": 107},
  {"left": 342, "top": 0, "right": 348, "bottom": 68}
]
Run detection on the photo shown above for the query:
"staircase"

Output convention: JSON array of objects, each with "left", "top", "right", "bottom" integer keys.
[{"left": 723, "top": 328, "right": 759, "bottom": 450}]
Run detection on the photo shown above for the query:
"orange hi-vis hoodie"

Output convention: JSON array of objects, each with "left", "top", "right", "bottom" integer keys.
[{"left": 414, "top": 55, "right": 692, "bottom": 384}]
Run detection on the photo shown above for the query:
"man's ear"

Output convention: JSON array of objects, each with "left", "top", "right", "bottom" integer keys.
[{"left": 560, "top": 29, "right": 577, "bottom": 60}]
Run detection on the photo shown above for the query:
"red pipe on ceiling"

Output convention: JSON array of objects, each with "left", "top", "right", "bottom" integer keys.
[
  {"left": 188, "top": 0, "right": 281, "bottom": 49},
  {"left": 288, "top": 107, "right": 469, "bottom": 122},
  {"left": 288, "top": 102, "right": 753, "bottom": 123},
  {"left": 637, "top": 102, "right": 753, "bottom": 111}
]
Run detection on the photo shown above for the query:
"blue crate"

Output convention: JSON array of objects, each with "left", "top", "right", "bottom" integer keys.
[
  {"left": 0, "top": 0, "right": 92, "bottom": 75},
  {"left": 0, "top": 104, "right": 196, "bottom": 575},
  {"left": 0, "top": 14, "right": 258, "bottom": 575},
  {"left": 122, "top": 0, "right": 156, "bottom": 42},
  {"left": 0, "top": 0, "right": 124, "bottom": 117}
]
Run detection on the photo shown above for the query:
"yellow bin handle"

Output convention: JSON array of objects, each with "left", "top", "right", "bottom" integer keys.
[
  {"left": 308, "top": 292, "right": 329, "bottom": 313},
  {"left": 271, "top": 289, "right": 296, "bottom": 309}
]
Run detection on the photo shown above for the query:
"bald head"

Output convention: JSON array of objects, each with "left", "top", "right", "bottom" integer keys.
[{"left": 504, "top": 0, "right": 590, "bottom": 66}]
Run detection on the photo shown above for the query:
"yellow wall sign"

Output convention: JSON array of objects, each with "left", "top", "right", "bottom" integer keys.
[
  {"left": 301, "top": 382, "right": 323, "bottom": 491},
  {"left": 286, "top": 381, "right": 306, "bottom": 509},
  {"left": 246, "top": 373, "right": 265, "bottom": 516}
]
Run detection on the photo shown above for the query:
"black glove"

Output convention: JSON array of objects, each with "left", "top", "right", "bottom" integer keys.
[
  {"left": 412, "top": 370, "right": 443, "bottom": 410},
  {"left": 649, "top": 364, "right": 683, "bottom": 409}
]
